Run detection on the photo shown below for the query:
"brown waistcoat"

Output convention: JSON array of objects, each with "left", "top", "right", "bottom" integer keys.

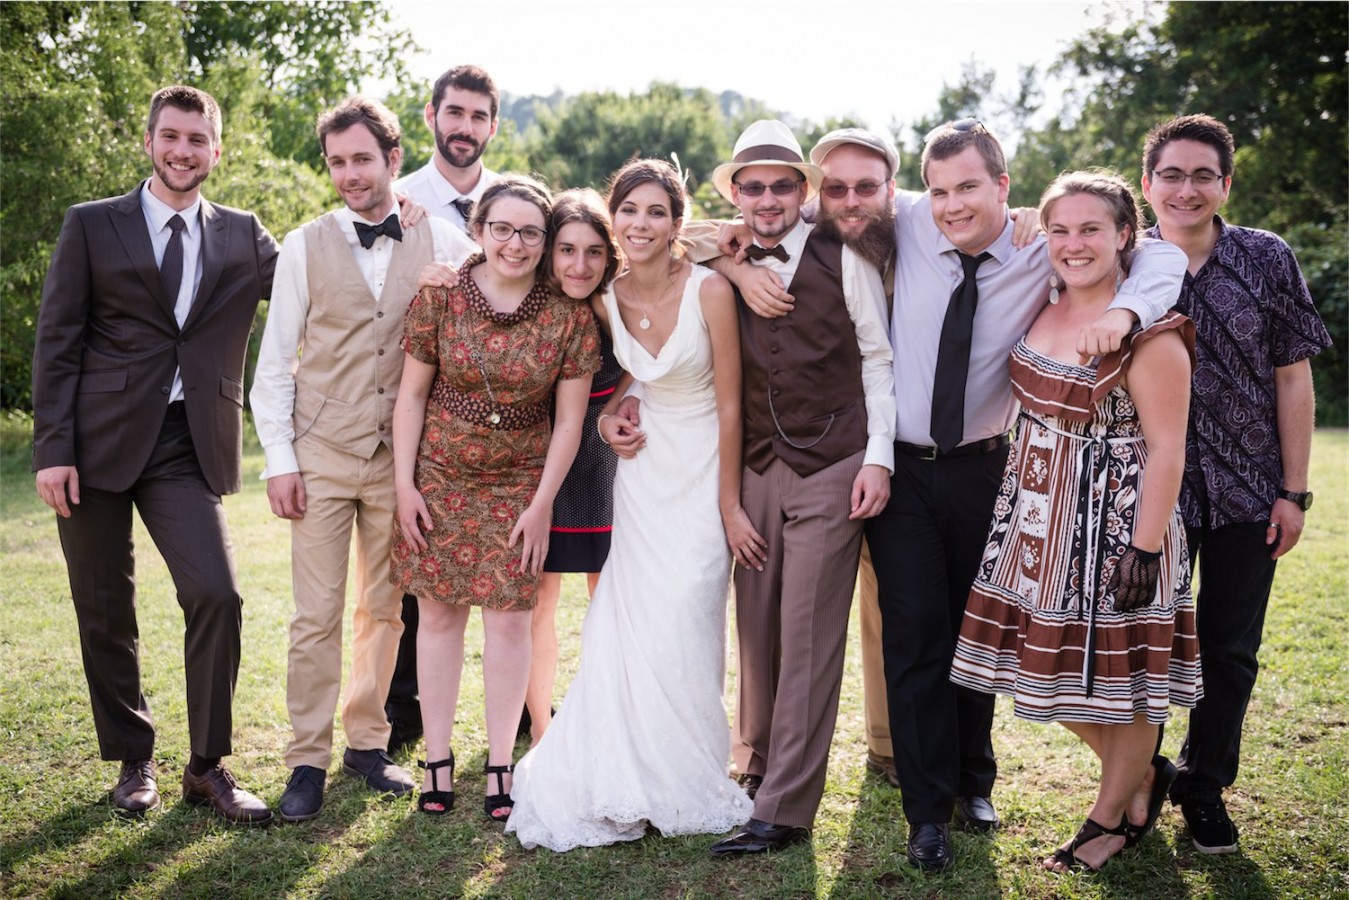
[
  {"left": 292, "top": 212, "right": 433, "bottom": 458},
  {"left": 738, "top": 228, "right": 867, "bottom": 477}
]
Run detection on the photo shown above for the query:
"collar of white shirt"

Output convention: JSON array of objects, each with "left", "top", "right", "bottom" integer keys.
[
  {"left": 140, "top": 182, "right": 202, "bottom": 238},
  {"left": 748, "top": 217, "right": 810, "bottom": 266}
]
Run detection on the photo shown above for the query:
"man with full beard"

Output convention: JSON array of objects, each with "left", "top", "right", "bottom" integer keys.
[
  {"left": 387, "top": 65, "right": 502, "bottom": 749},
  {"left": 394, "top": 64, "right": 501, "bottom": 231}
]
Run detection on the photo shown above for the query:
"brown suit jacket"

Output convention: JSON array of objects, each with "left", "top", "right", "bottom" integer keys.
[{"left": 32, "top": 181, "right": 279, "bottom": 495}]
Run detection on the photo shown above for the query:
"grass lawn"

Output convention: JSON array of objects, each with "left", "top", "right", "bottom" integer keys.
[{"left": 1, "top": 415, "right": 1345, "bottom": 899}]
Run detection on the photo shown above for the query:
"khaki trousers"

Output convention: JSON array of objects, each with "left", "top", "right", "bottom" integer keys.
[
  {"left": 285, "top": 437, "right": 402, "bottom": 768},
  {"left": 856, "top": 539, "right": 893, "bottom": 758},
  {"left": 732, "top": 452, "right": 865, "bottom": 828}
]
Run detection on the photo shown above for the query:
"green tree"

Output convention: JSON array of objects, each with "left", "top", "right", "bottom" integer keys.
[{"left": 528, "top": 83, "right": 731, "bottom": 201}]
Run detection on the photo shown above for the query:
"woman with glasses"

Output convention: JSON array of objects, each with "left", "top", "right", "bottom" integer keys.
[
  {"left": 506, "top": 159, "right": 756, "bottom": 851},
  {"left": 391, "top": 174, "right": 600, "bottom": 821}
]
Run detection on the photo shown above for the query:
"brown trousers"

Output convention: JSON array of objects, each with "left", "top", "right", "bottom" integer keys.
[{"left": 732, "top": 452, "right": 865, "bottom": 828}]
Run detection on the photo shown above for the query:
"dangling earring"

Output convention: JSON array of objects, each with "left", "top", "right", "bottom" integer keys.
[{"left": 1048, "top": 272, "right": 1061, "bottom": 305}]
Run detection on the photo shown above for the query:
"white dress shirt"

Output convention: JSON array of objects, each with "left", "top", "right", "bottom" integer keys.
[
  {"left": 140, "top": 184, "right": 203, "bottom": 403},
  {"left": 250, "top": 203, "right": 477, "bottom": 477},
  {"left": 890, "top": 190, "right": 1186, "bottom": 446},
  {"left": 393, "top": 160, "right": 500, "bottom": 232},
  {"left": 748, "top": 219, "right": 896, "bottom": 472}
]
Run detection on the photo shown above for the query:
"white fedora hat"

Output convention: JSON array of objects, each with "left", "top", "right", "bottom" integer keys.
[{"left": 712, "top": 119, "right": 822, "bottom": 202}]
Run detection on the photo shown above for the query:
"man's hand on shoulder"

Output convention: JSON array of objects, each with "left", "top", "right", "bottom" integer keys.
[
  {"left": 396, "top": 193, "right": 427, "bottom": 227},
  {"left": 36, "top": 466, "right": 79, "bottom": 517},
  {"left": 267, "top": 472, "right": 307, "bottom": 520},
  {"left": 1078, "top": 307, "right": 1136, "bottom": 358}
]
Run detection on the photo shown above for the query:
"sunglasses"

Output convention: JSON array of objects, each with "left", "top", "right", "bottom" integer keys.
[
  {"left": 733, "top": 177, "right": 805, "bottom": 198},
  {"left": 924, "top": 118, "right": 988, "bottom": 144},
  {"left": 820, "top": 181, "right": 886, "bottom": 200}
]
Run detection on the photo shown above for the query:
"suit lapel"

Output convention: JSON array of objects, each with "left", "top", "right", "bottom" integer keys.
[
  {"left": 111, "top": 182, "right": 177, "bottom": 322},
  {"left": 183, "top": 199, "right": 229, "bottom": 332}
]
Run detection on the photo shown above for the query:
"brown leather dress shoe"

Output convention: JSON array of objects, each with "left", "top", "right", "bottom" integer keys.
[
  {"left": 181, "top": 764, "right": 273, "bottom": 826},
  {"left": 710, "top": 818, "right": 811, "bottom": 855},
  {"left": 113, "top": 759, "right": 160, "bottom": 815},
  {"left": 865, "top": 751, "right": 900, "bottom": 788}
]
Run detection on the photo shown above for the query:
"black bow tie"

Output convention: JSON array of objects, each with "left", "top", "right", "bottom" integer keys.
[
  {"left": 354, "top": 214, "right": 403, "bottom": 249},
  {"left": 451, "top": 197, "right": 475, "bottom": 222},
  {"left": 745, "top": 243, "right": 790, "bottom": 263}
]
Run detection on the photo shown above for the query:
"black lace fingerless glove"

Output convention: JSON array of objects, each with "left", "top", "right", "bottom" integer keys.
[{"left": 1107, "top": 545, "right": 1162, "bottom": 612}]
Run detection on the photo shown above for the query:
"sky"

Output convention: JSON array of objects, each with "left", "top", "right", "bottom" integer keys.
[{"left": 383, "top": 0, "right": 1131, "bottom": 136}]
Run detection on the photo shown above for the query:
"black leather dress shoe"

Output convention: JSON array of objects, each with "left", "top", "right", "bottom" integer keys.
[
  {"left": 278, "top": 765, "right": 326, "bottom": 822},
  {"left": 954, "top": 795, "right": 999, "bottom": 833},
  {"left": 710, "top": 818, "right": 810, "bottom": 855},
  {"left": 907, "top": 822, "right": 954, "bottom": 872},
  {"left": 386, "top": 717, "right": 423, "bottom": 755},
  {"left": 342, "top": 748, "right": 414, "bottom": 796},
  {"left": 736, "top": 773, "right": 763, "bottom": 800}
]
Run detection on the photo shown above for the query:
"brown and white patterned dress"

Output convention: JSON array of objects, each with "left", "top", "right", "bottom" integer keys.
[
  {"left": 950, "top": 311, "right": 1202, "bottom": 724},
  {"left": 390, "top": 255, "right": 600, "bottom": 610}
]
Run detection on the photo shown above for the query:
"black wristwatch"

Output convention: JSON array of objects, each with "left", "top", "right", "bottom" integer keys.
[{"left": 1276, "top": 488, "right": 1313, "bottom": 511}]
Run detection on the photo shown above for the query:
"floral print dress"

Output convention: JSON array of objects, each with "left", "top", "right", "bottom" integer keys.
[{"left": 390, "top": 256, "right": 600, "bottom": 610}]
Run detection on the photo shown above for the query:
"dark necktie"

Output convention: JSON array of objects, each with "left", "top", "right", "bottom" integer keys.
[
  {"left": 160, "top": 214, "right": 186, "bottom": 305},
  {"left": 354, "top": 214, "right": 403, "bottom": 249},
  {"left": 930, "top": 250, "right": 993, "bottom": 453},
  {"left": 745, "top": 243, "right": 790, "bottom": 263},
  {"left": 451, "top": 197, "right": 475, "bottom": 222}
]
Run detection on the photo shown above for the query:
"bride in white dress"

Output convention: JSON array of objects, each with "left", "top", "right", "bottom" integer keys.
[{"left": 506, "top": 159, "right": 761, "bottom": 851}]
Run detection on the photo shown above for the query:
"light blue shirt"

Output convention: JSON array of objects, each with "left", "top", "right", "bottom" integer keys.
[{"left": 890, "top": 189, "right": 1187, "bottom": 446}]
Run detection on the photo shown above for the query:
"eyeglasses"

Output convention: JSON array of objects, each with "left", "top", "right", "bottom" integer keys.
[
  {"left": 733, "top": 177, "right": 805, "bottom": 198},
  {"left": 820, "top": 180, "right": 886, "bottom": 200},
  {"left": 1151, "top": 168, "right": 1225, "bottom": 187},
  {"left": 486, "top": 221, "right": 547, "bottom": 246},
  {"left": 924, "top": 118, "right": 988, "bottom": 144}
]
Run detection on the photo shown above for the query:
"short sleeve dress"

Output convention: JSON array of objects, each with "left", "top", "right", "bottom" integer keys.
[
  {"left": 543, "top": 328, "right": 623, "bottom": 574},
  {"left": 390, "top": 254, "right": 601, "bottom": 610},
  {"left": 950, "top": 311, "right": 1203, "bottom": 725}
]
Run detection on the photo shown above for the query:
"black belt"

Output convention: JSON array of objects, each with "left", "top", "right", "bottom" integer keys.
[{"left": 896, "top": 433, "right": 1009, "bottom": 460}]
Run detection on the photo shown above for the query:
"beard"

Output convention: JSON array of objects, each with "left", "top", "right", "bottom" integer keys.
[
  {"left": 816, "top": 203, "right": 895, "bottom": 272},
  {"left": 434, "top": 122, "right": 485, "bottom": 169},
  {"left": 153, "top": 158, "right": 210, "bottom": 196}
]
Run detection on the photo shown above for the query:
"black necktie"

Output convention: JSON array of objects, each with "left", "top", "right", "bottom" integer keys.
[
  {"left": 745, "top": 243, "right": 790, "bottom": 263},
  {"left": 160, "top": 214, "right": 186, "bottom": 305},
  {"left": 354, "top": 214, "right": 403, "bottom": 249},
  {"left": 930, "top": 250, "right": 993, "bottom": 453},
  {"left": 451, "top": 197, "right": 475, "bottom": 222}
]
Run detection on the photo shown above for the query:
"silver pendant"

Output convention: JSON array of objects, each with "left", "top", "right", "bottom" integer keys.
[
  {"left": 488, "top": 411, "right": 502, "bottom": 425},
  {"left": 639, "top": 316, "right": 651, "bottom": 330}
]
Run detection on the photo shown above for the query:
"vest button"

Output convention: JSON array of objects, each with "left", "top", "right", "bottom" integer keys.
[
  {"left": 770, "top": 346, "right": 779, "bottom": 353},
  {"left": 377, "top": 311, "right": 384, "bottom": 318},
  {"left": 378, "top": 387, "right": 385, "bottom": 394},
  {"left": 771, "top": 368, "right": 779, "bottom": 376},
  {"left": 772, "top": 389, "right": 781, "bottom": 397},
  {"left": 378, "top": 349, "right": 385, "bottom": 355},
  {"left": 769, "top": 324, "right": 778, "bottom": 332},
  {"left": 378, "top": 423, "right": 386, "bottom": 431},
  {"left": 160, "top": 386, "right": 170, "bottom": 395}
]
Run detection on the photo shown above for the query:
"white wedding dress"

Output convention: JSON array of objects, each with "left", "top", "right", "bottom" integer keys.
[{"left": 506, "top": 265, "right": 753, "bottom": 851}]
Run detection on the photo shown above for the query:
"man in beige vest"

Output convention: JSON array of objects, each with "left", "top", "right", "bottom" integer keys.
[{"left": 250, "top": 96, "right": 476, "bottom": 821}]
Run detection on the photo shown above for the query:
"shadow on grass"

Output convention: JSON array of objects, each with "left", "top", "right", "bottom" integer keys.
[
  {"left": 0, "top": 798, "right": 108, "bottom": 878},
  {"left": 830, "top": 768, "right": 998, "bottom": 898}
]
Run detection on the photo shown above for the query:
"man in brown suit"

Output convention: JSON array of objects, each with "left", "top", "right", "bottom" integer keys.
[
  {"left": 32, "top": 85, "right": 277, "bottom": 824},
  {"left": 707, "top": 121, "right": 895, "bottom": 855}
]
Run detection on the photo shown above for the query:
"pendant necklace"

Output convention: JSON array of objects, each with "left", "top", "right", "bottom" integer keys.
[{"left": 632, "top": 267, "right": 677, "bottom": 330}]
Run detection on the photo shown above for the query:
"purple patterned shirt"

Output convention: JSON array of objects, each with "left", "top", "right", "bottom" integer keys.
[{"left": 1148, "top": 218, "right": 1332, "bottom": 529}]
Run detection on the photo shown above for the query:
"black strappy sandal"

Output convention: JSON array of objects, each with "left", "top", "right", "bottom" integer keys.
[
  {"left": 417, "top": 752, "right": 455, "bottom": 815},
  {"left": 1125, "top": 754, "right": 1178, "bottom": 847},
  {"left": 484, "top": 762, "right": 514, "bottom": 822},
  {"left": 1048, "top": 815, "right": 1129, "bottom": 873}
]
